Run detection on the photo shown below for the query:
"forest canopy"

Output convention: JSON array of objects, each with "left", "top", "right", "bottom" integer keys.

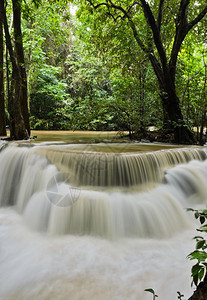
[{"left": 0, "top": 0, "right": 206, "bottom": 143}]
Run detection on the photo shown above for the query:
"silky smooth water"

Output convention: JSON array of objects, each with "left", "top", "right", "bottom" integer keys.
[{"left": 0, "top": 142, "right": 207, "bottom": 299}]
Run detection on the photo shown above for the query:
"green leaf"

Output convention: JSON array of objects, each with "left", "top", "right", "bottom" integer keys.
[
  {"left": 186, "top": 208, "right": 195, "bottom": 212},
  {"left": 198, "top": 225, "right": 207, "bottom": 232},
  {"left": 193, "top": 273, "right": 199, "bottom": 286},
  {"left": 188, "top": 250, "right": 207, "bottom": 262},
  {"left": 144, "top": 288, "right": 158, "bottom": 297},
  {"left": 195, "top": 211, "right": 200, "bottom": 219},
  {"left": 193, "top": 236, "right": 204, "bottom": 240},
  {"left": 192, "top": 263, "right": 202, "bottom": 276},
  {"left": 198, "top": 267, "right": 205, "bottom": 281},
  {"left": 200, "top": 216, "right": 206, "bottom": 224},
  {"left": 177, "top": 291, "right": 184, "bottom": 300},
  {"left": 196, "top": 240, "right": 206, "bottom": 249}
]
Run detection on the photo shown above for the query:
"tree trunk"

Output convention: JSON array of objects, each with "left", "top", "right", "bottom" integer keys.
[
  {"left": 161, "top": 92, "right": 195, "bottom": 144},
  {"left": 12, "top": 71, "right": 28, "bottom": 140},
  {"left": 149, "top": 48, "right": 195, "bottom": 144},
  {"left": 199, "top": 61, "right": 207, "bottom": 145},
  {"left": 0, "top": 9, "right": 6, "bottom": 136},
  {"left": 188, "top": 276, "right": 207, "bottom": 300},
  {"left": 12, "top": 0, "right": 30, "bottom": 137},
  {"left": 0, "top": 0, "right": 29, "bottom": 140}
]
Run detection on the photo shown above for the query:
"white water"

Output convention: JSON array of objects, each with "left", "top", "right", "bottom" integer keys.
[{"left": 0, "top": 143, "right": 207, "bottom": 299}]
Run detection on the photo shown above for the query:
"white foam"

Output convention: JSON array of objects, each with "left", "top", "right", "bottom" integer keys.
[{"left": 0, "top": 208, "right": 195, "bottom": 300}]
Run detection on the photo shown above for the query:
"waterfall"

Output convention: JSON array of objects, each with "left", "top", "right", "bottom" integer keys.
[
  {"left": 1, "top": 142, "right": 207, "bottom": 300},
  {"left": 0, "top": 143, "right": 207, "bottom": 238},
  {"left": 34, "top": 144, "right": 207, "bottom": 186}
]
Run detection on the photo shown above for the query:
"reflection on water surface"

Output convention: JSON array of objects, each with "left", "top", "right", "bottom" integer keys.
[{"left": 31, "top": 130, "right": 186, "bottom": 153}]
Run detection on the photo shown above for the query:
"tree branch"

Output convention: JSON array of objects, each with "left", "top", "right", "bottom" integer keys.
[
  {"left": 169, "top": 0, "right": 190, "bottom": 82},
  {"left": 170, "top": 2, "right": 207, "bottom": 83},
  {"left": 106, "top": 12, "right": 123, "bottom": 22},
  {"left": 175, "top": 0, "right": 189, "bottom": 28},
  {"left": 86, "top": 0, "right": 148, "bottom": 53},
  {"left": 187, "top": 5, "right": 207, "bottom": 32},
  {"left": 139, "top": 0, "right": 168, "bottom": 72},
  {"left": 86, "top": 0, "right": 164, "bottom": 86},
  {"left": 0, "top": 0, "right": 18, "bottom": 75},
  {"left": 157, "top": 0, "right": 165, "bottom": 31},
  {"left": 127, "top": 1, "right": 140, "bottom": 13},
  {"left": 107, "top": 0, "right": 132, "bottom": 18},
  {"left": 87, "top": 0, "right": 110, "bottom": 10}
]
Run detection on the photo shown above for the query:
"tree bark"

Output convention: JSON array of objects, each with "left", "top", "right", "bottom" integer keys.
[
  {"left": 0, "top": 9, "right": 6, "bottom": 136},
  {"left": 139, "top": 0, "right": 195, "bottom": 143},
  {"left": 0, "top": 0, "right": 29, "bottom": 140},
  {"left": 188, "top": 276, "right": 207, "bottom": 300},
  {"left": 155, "top": 65, "right": 195, "bottom": 143},
  {"left": 12, "top": 0, "right": 30, "bottom": 136}
]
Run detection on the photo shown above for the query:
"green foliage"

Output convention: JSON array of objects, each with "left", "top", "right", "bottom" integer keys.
[
  {"left": 187, "top": 208, "right": 207, "bottom": 286},
  {"left": 21, "top": 0, "right": 73, "bottom": 129},
  {"left": 144, "top": 289, "right": 185, "bottom": 299},
  {"left": 74, "top": 0, "right": 207, "bottom": 138},
  {"left": 64, "top": 39, "right": 162, "bottom": 132},
  {"left": 64, "top": 43, "right": 116, "bottom": 130},
  {"left": 70, "top": 6, "right": 163, "bottom": 132},
  {"left": 177, "top": 34, "right": 207, "bottom": 135},
  {"left": 30, "top": 65, "right": 71, "bottom": 129},
  {"left": 144, "top": 288, "right": 158, "bottom": 299},
  {"left": 177, "top": 291, "right": 184, "bottom": 300},
  {"left": 12, "top": 0, "right": 206, "bottom": 133},
  {"left": 23, "top": 0, "right": 71, "bottom": 67},
  {"left": 145, "top": 209, "right": 207, "bottom": 299}
]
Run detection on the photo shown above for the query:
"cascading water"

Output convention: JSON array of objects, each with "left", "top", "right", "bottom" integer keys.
[{"left": 0, "top": 142, "right": 207, "bottom": 300}]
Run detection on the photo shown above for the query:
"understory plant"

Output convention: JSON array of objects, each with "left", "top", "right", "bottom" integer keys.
[
  {"left": 145, "top": 208, "right": 207, "bottom": 299},
  {"left": 144, "top": 289, "right": 184, "bottom": 299},
  {"left": 187, "top": 208, "right": 207, "bottom": 286},
  {"left": 144, "top": 288, "right": 158, "bottom": 299}
]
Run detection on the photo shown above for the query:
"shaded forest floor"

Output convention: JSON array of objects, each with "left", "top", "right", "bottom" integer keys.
[
  {"left": 128, "top": 129, "right": 205, "bottom": 145},
  {"left": 129, "top": 129, "right": 176, "bottom": 144}
]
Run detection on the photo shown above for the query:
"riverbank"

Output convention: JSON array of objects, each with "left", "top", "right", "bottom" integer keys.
[
  {"left": 1, "top": 128, "right": 204, "bottom": 145},
  {"left": 0, "top": 129, "right": 194, "bottom": 153}
]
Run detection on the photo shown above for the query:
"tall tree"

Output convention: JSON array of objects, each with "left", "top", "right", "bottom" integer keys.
[
  {"left": 78, "top": 0, "right": 207, "bottom": 143},
  {"left": 0, "top": 0, "right": 29, "bottom": 140},
  {"left": 0, "top": 7, "right": 6, "bottom": 136},
  {"left": 13, "top": 0, "right": 30, "bottom": 136}
]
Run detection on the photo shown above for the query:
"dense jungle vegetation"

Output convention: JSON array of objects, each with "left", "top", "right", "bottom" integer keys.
[{"left": 0, "top": 0, "right": 206, "bottom": 143}]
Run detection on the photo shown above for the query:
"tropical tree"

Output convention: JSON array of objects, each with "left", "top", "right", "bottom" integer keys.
[
  {"left": 0, "top": 0, "right": 30, "bottom": 139},
  {"left": 65, "top": 43, "right": 114, "bottom": 130},
  {"left": 173, "top": 24, "right": 207, "bottom": 145},
  {"left": 76, "top": 0, "right": 207, "bottom": 143},
  {"left": 23, "top": 0, "right": 72, "bottom": 129},
  {"left": 13, "top": 0, "right": 30, "bottom": 136},
  {"left": 0, "top": 8, "right": 6, "bottom": 136},
  {"left": 29, "top": 64, "right": 70, "bottom": 129},
  {"left": 73, "top": 11, "right": 161, "bottom": 133}
]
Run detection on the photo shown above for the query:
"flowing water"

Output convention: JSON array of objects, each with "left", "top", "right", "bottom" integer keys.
[{"left": 0, "top": 140, "right": 207, "bottom": 299}]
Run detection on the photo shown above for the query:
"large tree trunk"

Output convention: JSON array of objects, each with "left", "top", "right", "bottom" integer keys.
[
  {"left": 12, "top": 71, "right": 28, "bottom": 140},
  {"left": 0, "top": 0, "right": 29, "bottom": 140},
  {"left": 161, "top": 94, "right": 195, "bottom": 144},
  {"left": 12, "top": 0, "right": 30, "bottom": 137},
  {"left": 0, "top": 9, "right": 6, "bottom": 136},
  {"left": 160, "top": 79, "right": 195, "bottom": 144}
]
